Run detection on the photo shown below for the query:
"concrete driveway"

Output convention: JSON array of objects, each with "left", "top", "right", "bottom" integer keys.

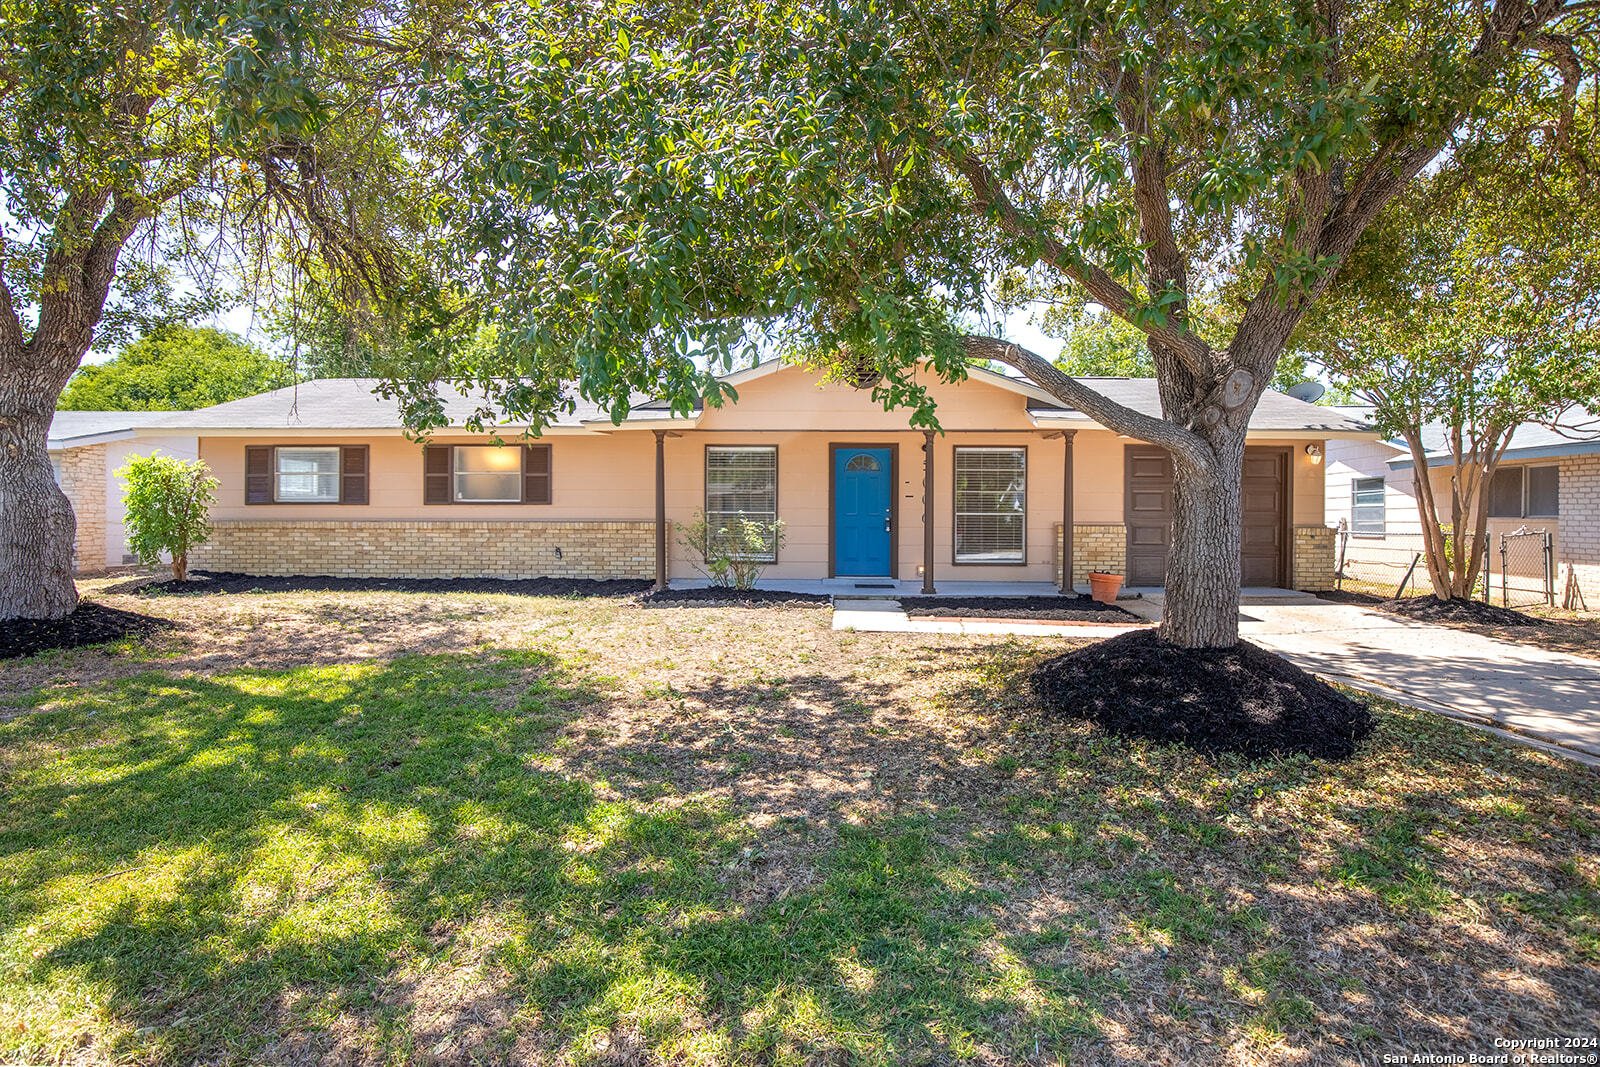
[{"left": 1129, "top": 595, "right": 1600, "bottom": 765}]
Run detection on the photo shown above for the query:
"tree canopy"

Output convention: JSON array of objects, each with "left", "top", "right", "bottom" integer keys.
[
  {"left": 57, "top": 326, "right": 290, "bottom": 410},
  {"left": 400, "top": 0, "right": 1597, "bottom": 645},
  {"left": 0, "top": 0, "right": 462, "bottom": 617},
  {"left": 1300, "top": 134, "right": 1600, "bottom": 598}
]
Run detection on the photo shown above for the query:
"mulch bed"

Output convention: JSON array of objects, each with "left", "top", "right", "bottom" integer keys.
[
  {"left": 905, "top": 595, "right": 1139, "bottom": 623},
  {"left": 103, "top": 571, "right": 654, "bottom": 598},
  {"left": 1320, "top": 589, "right": 1544, "bottom": 626},
  {"left": 637, "top": 587, "right": 832, "bottom": 609},
  {"left": 1030, "top": 630, "right": 1374, "bottom": 759},
  {"left": 0, "top": 602, "right": 174, "bottom": 661}
]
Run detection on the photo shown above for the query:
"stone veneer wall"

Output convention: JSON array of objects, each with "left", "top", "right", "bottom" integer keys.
[
  {"left": 54, "top": 444, "right": 107, "bottom": 574},
  {"left": 1561, "top": 453, "right": 1600, "bottom": 604},
  {"left": 193, "top": 520, "right": 655, "bottom": 580},
  {"left": 1055, "top": 523, "right": 1129, "bottom": 587},
  {"left": 1292, "top": 524, "right": 1336, "bottom": 591}
]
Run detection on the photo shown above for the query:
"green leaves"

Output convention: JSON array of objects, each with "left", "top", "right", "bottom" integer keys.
[{"left": 116, "top": 453, "right": 218, "bottom": 580}]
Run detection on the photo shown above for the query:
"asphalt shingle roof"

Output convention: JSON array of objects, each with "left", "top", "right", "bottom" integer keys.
[
  {"left": 1028, "top": 378, "right": 1372, "bottom": 433},
  {"left": 137, "top": 378, "right": 674, "bottom": 431},
  {"left": 47, "top": 410, "right": 177, "bottom": 449},
  {"left": 106, "top": 367, "right": 1373, "bottom": 435}
]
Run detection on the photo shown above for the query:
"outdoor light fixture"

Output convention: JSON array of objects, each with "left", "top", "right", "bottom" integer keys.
[{"left": 1304, "top": 443, "right": 1324, "bottom": 464}]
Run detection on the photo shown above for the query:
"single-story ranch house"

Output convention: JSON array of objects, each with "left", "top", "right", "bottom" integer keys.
[{"left": 51, "top": 362, "right": 1372, "bottom": 590}]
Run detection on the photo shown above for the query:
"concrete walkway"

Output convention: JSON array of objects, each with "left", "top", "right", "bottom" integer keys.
[{"left": 834, "top": 593, "right": 1600, "bottom": 765}]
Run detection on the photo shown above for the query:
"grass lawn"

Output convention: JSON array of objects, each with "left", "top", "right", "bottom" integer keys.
[{"left": 1, "top": 581, "right": 1596, "bottom": 1065}]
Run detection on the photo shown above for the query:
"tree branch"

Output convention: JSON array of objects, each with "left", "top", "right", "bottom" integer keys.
[
  {"left": 954, "top": 153, "right": 1215, "bottom": 381},
  {"left": 960, "top": 334, "right": 1216, "bottom": 474}
]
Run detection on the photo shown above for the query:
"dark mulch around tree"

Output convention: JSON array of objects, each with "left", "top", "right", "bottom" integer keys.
[
  {"left": 1030, "top": 630, "right": 1374, "bottom": 759},
  {"left": 1320, "top": 589, "right": 1544, "bottom": 626},
  {"left": 0, "top": 602, "right": 174, "bottom": 661},
  {"left": 102, "top": 571, "right": 654, "bottom": 598},
  {"left": 905, "top": 595, "right": 1139, "bottom": 622},
  {"left": 637, "top": 587, "right": 832, "bottom": 609}
]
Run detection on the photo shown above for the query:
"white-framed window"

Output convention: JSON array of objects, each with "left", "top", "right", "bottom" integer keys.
[
  {"left": 275, "top": 447, "right": 341, "bottom": 502},
  {"left": 48, "top": 454, "right": 63, "bottom": 485},
  {"left": 1489, "top": 464, "right": 1560, "bottom": 518},
  {"left": 705, "top": 446, "right": 779, "bottom": 561},
  {"left": 954, "top": 446, "right": 1026, "bottom": 563},
  {"left": 453, "top": 445, "right": 524, "bottom": 503},
  {"left": 1350, "top": 477, "right": 1385, "bottom": 536}
]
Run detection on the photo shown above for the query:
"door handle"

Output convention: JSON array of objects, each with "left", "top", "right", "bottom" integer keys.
[{"left": 884, "top": 517, "right": 892, "bottom": 532}]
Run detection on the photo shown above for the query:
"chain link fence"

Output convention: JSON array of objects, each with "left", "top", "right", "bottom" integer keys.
[
  {"left": 1489, "top": 527, "right": 1555, "bottom": 609},
  {"left": 1335, "top": 524, "right": 1554, "bottom": 605}
]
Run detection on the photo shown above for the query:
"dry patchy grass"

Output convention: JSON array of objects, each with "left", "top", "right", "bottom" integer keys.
[{"left": 0, "top": 580, "right": 1594, "bottom": 1066}]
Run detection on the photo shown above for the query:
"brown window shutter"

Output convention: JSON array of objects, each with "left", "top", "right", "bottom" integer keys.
[
  {"left": 523, "top": 443, "right": 551, "bottom": 504},
  {"left": 423, "top": 444, "right": 452, "bottom": 504},
  {"left": 245, "top": 446, "right": 274, "bottom": 504},
  {"left": 340, "top": 445, "right": 369, "bottom": 504}
]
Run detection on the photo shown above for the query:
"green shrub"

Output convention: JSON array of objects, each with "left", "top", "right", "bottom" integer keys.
[
  {"left": 117, "top": 454, "right": 218, "bottom": 582},
  {"left": 676, "top": 511, "right": 786, "bottom": 588}
]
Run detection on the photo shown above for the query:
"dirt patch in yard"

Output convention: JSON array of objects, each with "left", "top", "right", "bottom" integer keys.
[
  {"left": 0, "top": 601, "right": 173, "bottom": 660},
  {"left": 103, "top": 570, "right": 652, "bottom": 598},
  {"left": 906, "top": 594, "right": 1141, "bottom": 622},
  {"left": 1030, "top": 629, "right": 1375, "bottom": 759},
  {"left": 1322, "top": 588, "right": 1600, "bottom": 660}
]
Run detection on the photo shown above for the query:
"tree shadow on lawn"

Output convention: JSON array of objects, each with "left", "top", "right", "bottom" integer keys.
[{"left": 0, "top": 640, "right": 1595, "bottom": 1064}]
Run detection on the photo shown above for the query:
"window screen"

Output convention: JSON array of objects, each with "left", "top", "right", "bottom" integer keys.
[
  {"left": 1527, "top": 465, "right": 1559, "bottom": 516},
  {"left": 453, "top": 445, "right": 523, "bottom": 502},
  {"left": 1488, "top": 467, "right": 1525, "bottom": 518},
  {"left": 705, "top": 446, "right": 778, "bottom": 560},
  {"left": 276, "top": 447, "right": 341, "bottom": 502},
  {"left": 1351, "top": 477, "right": 1385, "bottom": 536},
  {"left": 954, "top": 447, "right": 1026, "bottom": 563}
]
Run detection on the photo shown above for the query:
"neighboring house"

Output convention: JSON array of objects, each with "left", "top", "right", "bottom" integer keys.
[
  {"left": 47, "top": 412, "right": 200, "bottom": 572},
  {"left": 1325, "top": 406, "right": 1600, "bottom": 600},
  {"left": 81, "top": 362, "right": 1369, "bottom": 591}
]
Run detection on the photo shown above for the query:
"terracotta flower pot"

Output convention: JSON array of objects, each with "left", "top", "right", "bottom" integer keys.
[{"left": 1088, "top": 572, "right": 1124, "bottom": 605}]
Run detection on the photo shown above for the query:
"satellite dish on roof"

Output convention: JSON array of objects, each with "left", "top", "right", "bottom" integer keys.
[{"left": 1286, "top": 380, "right": 1326, "bottom": 404}]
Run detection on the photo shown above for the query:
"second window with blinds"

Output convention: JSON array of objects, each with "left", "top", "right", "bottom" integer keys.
[{"left": 954, "top": 446, "right": 1026, "bottom": 564}]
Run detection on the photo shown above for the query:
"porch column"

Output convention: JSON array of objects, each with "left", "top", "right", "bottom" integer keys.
[
  {"left": 653, "top": 429, "right": 668, "bottom": 592},
  {"left": 922, "top": 430, "right": 936, "bottom": 594},
  {"left": 1060, "top": 430, "right": 1076, "bottom": 595}
]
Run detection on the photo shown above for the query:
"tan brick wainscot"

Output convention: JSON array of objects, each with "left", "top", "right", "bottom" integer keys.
[{"left": 193, "top": 520, "right": 656, "bottom": 580}]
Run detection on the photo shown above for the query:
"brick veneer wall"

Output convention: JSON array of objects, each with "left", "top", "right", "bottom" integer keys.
[
  {"left": 1055, "top": 523, "right": 1129, "bottom": 586},
  {"left": 1054, "top": 520, "right": 1335, "bottom": 591},
  {"left": 54, "top": 444, "right": 107, "bottom": 574},
  {"left": 1292, "top": 524, "right": 1336, "bottom": 591},
  {"left": 193, "top": 520, "right": 656, "bottom": 580},
  {"left": 1561, "top": 453, "right": 1600, "bottom": 602}
]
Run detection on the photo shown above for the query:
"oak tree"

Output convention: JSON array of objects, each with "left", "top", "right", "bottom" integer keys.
[{"left": 425, "top": 0, "right": 1597, "bottom": 646}]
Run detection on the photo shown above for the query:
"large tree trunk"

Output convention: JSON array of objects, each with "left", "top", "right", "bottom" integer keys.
[
  {"left": 0, "top": 395, "right": 79, "bottom": 618},
  {"left": 1161, "top": 433, "right": 1245, "bottom": 647}
]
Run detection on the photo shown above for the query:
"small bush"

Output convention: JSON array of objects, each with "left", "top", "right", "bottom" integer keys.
[
  {"left": 117, "top": 454, "right": 217, "bottom": 582},
  {"left": 676, "top": 511, "right": 786, "bottom": 588}
]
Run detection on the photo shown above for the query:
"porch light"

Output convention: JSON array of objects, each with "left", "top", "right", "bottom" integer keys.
[{"left": 1304, "top": 443, "right": 1323, "bottom": 464}]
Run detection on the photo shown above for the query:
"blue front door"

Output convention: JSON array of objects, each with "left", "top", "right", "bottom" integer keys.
[{"left": 834, "top": 447, "right": 893, "bottom": 576}]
